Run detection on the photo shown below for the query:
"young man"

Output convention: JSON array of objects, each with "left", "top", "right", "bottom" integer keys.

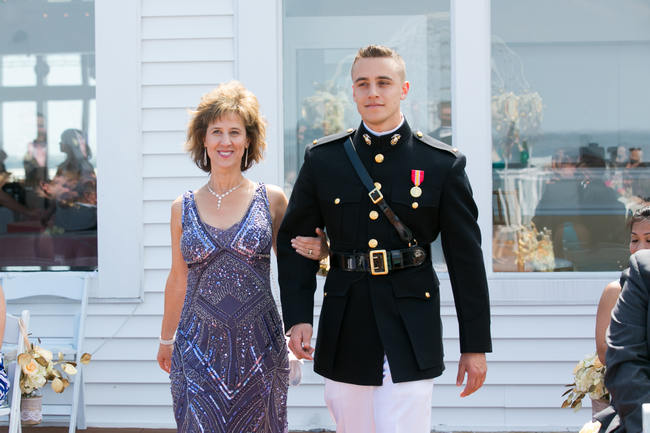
[{"left": 278, "top": 45, "right": 492, "bottom": 432}]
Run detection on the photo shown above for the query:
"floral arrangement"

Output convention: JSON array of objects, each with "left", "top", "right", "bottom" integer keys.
[
  {"left": 18, "top": 343, "right": 91, "bottom": 397},
  {"left": 562, "top": 352, "right": 609, "bottom": 411},
  {"left": 516, "top": 223, "right": 555, "bottom": 272}
]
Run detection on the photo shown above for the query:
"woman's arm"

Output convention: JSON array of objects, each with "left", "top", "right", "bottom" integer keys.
[
  {"left": 157, "top": 197, "right": 188, "bottom": 373},
  {"left": 266, "top": 184, "right": 289, "bottom": 256},
  {"left": 267, "top": 184, "right": 328, "bottom": 260},
  {"left": 595, "top": 280, "right": 621, "bottom": 364}
]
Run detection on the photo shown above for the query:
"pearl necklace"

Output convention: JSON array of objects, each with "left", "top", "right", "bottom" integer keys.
[{"left": 207, "top": 180, "right": 244, "bottom": 209}]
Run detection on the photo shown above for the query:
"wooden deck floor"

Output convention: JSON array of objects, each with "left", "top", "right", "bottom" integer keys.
[{"left": 0, "top": 429, "right": 331, "bottom": 433}]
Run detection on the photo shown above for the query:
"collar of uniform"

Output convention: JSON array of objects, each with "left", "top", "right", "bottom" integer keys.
[{"left": 355, "top": 119, "right": 412, "bottom": 150}]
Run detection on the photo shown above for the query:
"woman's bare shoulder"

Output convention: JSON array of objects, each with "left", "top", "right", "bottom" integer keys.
[{"left": 264, "top": 184, "right": 288, "bottom": 205}]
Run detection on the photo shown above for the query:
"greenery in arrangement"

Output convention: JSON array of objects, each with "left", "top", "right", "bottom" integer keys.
[
  {"left": 562, "top": 352, "right": 609, "bottom": 411},
  {"left": 18, "top": 343, "right": 91, "bottom": 397}
]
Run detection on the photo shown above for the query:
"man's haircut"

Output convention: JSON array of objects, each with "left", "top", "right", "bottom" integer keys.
[{"left": 351, "top": 45, "right": 406, "bottom": 82}]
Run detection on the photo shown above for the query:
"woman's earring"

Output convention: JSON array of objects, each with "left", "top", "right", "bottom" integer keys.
[
  {"left": 203, "top": 148, "right": 208, "bottom": 166},
  {"left": 244, "top": 147, "right": 249, "bottom": 166}
]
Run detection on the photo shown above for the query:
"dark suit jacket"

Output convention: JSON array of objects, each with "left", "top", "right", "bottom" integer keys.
[
  {"left": 602, "top": 250, "right": 650, "bottom": 433},
  {"left": 277, "top": 120, "right": 491, "bottom": 385}
]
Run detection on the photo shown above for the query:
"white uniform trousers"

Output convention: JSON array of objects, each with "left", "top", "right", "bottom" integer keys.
[{"left": 324, "top": 357, "right": 434, "bottom": 433}]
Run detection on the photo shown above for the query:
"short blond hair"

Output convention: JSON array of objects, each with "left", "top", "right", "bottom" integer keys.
[
  {"left": 186, "top": 81, "right": 266, "bottom": 172},
  {"left": 351, "top": 45, "right": 406, "bottom": 82}
]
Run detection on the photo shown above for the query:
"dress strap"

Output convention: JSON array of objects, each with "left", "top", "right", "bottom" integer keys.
[{"left": 181, "top": 191, "right": 194, "bottom": 227}]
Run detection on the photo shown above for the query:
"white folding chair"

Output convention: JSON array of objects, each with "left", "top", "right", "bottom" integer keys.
[
  {"left": 0, "top": 310, "right": 30, "bottom": 433},
  {"left": 1, "top": 274, "right": 89, "bottom": 432}
]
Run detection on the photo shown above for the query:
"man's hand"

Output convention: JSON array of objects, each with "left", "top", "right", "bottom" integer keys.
[
  {"left": 288, "top": 323, "right": 314, "bottom": 361},
  {"left": 456, "top": 352, "right": 487, "bottom": 397}
]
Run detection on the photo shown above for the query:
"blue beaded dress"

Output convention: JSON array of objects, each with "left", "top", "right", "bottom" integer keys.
[{"left": 170, "top": 184, "right": 289, "bottom": 433}]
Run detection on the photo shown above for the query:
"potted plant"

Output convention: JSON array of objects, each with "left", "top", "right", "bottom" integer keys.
[{"left": 18, "top": 343, "right": 91, "bottom": 425}]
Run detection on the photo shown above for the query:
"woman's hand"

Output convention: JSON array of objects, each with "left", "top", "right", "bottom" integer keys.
[
  {"left": 157, "top": 344, "right": 173, "bottom": 373},
  {"left": 291, "top": 227, "right": 329, "bottom": 261}
]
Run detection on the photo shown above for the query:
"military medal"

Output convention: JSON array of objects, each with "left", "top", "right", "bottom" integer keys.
[{"left": 410, "top": 169, "right": 424, "bottom": 198}]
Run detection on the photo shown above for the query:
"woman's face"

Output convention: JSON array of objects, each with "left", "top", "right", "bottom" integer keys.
[
  {"left": 204, "top": 112, "right": 249, "bottom": 172},
  {"left": 629, "top": 218, "right": 650, "bottom": 254}
]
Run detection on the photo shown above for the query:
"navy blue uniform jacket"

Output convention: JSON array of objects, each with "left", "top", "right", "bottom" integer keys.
[{"left": 278, "top": 120, "right": 492, "bottom": 385}]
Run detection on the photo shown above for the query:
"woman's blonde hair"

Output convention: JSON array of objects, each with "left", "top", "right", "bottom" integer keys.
[{"left": 186, "top": 81, "right": 266, "bottom": 172}]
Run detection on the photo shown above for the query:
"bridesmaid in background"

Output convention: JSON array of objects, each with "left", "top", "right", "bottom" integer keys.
[
  {"left": 595, "top": 205, "right": 650, "bottom": 364},
  {"left": 157, "top": 81, "right": 325, "bottom": 432}
]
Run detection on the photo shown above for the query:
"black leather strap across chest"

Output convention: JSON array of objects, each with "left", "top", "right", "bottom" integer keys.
[{"left": 343, "top": 137, "right": 415, "bottom": 246}]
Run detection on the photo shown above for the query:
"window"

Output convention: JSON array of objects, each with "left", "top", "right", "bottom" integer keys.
[
  {"left": 491, "top": 0, "right": 650, "bottom": 272},
  {"left": 0, "top": 0, "right": 96, "bottom": 270},
  {"left": 282, "top": 0, "right": 452, "bottom": 270}
]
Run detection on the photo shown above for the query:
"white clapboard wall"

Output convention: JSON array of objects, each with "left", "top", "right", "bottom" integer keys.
[{"left": 6, "top": 0, "right": 605, "bottom": 430}]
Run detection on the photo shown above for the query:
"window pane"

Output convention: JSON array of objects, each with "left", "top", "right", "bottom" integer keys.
[
  {"left": 283, "top": 1, "right": 452, "bottom": 272},
  {"left": 491, "top": 0, "right": 650, "bottom": 272},
  {"left": 1, "top": 55, "right": 37, "bottom": 87},
  {"left": 0, "top": 0, "right": 96, "bottom": 271},
  {"left": 45, "top": 54, "right": 82, "bottom": 86}
]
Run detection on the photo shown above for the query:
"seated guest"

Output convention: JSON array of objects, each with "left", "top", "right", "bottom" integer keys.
[
  {"left": 595, "top": 205, "right": 650, "bottom": 364},
  {"left": 595, "top": 249, "right": 650, "bottom": 433}
]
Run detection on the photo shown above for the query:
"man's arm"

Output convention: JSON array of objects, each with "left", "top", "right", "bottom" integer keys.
[
  {"left": 277, "top": 148, "right": 323, "bottom": 357},
  {"left": 439, "top": 154, "right": 492, "bottom": 352},
  {"left": 605, "top": 251, "right": 650, "bottom": 433},
  {"left": 438, "top": 154, "right": 491, "bottom": 396}
]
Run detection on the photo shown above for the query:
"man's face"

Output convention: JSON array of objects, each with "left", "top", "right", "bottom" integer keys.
[
  {"left": 439, "top": 105, "right": 452, "bottom": 126},
  {"left": 351, "top": 57, "right": 409, "bottom": 132}
]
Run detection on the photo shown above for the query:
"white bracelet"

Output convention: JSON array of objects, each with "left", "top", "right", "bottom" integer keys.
[{"left": 159, "top": 336, "right": 175, "bottom": 345}]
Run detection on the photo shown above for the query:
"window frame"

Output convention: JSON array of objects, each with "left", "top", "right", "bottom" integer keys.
[{"left": 2, "top": 0, "right": 144, "bottom": 301}]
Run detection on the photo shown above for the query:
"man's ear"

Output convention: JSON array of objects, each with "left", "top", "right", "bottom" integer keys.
[{"left": 400, "top": 81, "right": 410, "bottom": 100}]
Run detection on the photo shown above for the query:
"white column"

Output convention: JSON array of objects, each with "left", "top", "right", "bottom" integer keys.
[
  {"left": 236, "top": 0, "right": 283, "bottom": 187},
  {"left": 450, "top": 0, "right": 493, "bottom": 273}
]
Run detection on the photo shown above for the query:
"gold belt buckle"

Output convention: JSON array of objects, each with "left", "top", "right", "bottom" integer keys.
[{"left": 369, "top": 249, "right": 389, "bottom": 275}]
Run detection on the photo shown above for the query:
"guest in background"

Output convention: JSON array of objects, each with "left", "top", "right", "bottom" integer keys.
[
  {"left": 595, "top": 205, "right": 650, "bottom": 365},
  {"left": 428, "top": 100, "right": 452, "bottom": 145},
  {"left": 593, "top": 249, "right": 650, "bottom": 433}
]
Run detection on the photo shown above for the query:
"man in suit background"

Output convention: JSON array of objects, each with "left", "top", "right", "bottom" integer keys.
[
  {"left": 278, "top": 45, "right": 492, "bottom": 433},
  {"left": 596, "top": 249, "right": 650, "bottom": 433},
  {"left": 428, "top": 100, "right": 452, "bottom": 146}
]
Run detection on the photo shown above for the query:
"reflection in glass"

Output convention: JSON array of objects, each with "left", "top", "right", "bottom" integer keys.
[
  {"left": 0, "top": 0, "right": 96, "bottom": 270},
  {"left": 491, "top": 0, "right": 650, "bottom": 272},
  {"left": 1, "top": 55, "right": 37, "bottom": 87}
]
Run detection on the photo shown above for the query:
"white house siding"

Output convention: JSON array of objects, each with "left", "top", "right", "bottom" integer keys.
[{"left": 3, "top": 0, "right": 614, "bottom": 430}]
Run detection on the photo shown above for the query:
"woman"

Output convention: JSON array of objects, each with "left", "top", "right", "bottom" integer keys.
[
  {"left": 595, "top": 205, "right": 650, "bottom": 364},
  {"left": 156, "top": 81, "right": 325, "bottom": 432}
]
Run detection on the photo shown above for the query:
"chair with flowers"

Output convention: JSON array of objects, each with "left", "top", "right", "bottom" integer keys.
[
  {"left": 0, "top": 273, "right": 91, "bottom": 432},
  {"left": 0, "top": 310, "right": 30, "bottom": 433}
]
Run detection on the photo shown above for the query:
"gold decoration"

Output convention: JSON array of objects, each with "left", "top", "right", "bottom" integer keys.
[
  {"left": 410, "top": 186, "right": 422, "bottom": 198},
  {"left": 411, "top": 202, "right": 419, "bottom": 209},
  {"left": 369, "top": 211, "right": 379, "bottom": 220},
  {"left": 368, "top": 239, "right": 378, "bottom": 248},
  {"left": 375, "top": 154, "right": 384, "bottom": 163},
  {"left": 390, "top": 134, "right": 401, "bottom": 145},
  {"left": 363, "top": 134, "right": 372, "bottom": 145}
]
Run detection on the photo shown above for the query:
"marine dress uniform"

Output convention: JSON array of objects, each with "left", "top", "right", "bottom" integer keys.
[{"left": 278, "top": 119, "right": 492, "bottom": 431}]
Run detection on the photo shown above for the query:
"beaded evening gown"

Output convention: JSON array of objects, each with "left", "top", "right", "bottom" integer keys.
[{"left": 170, "top": 184, "right": 289, "bottom": 433}]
